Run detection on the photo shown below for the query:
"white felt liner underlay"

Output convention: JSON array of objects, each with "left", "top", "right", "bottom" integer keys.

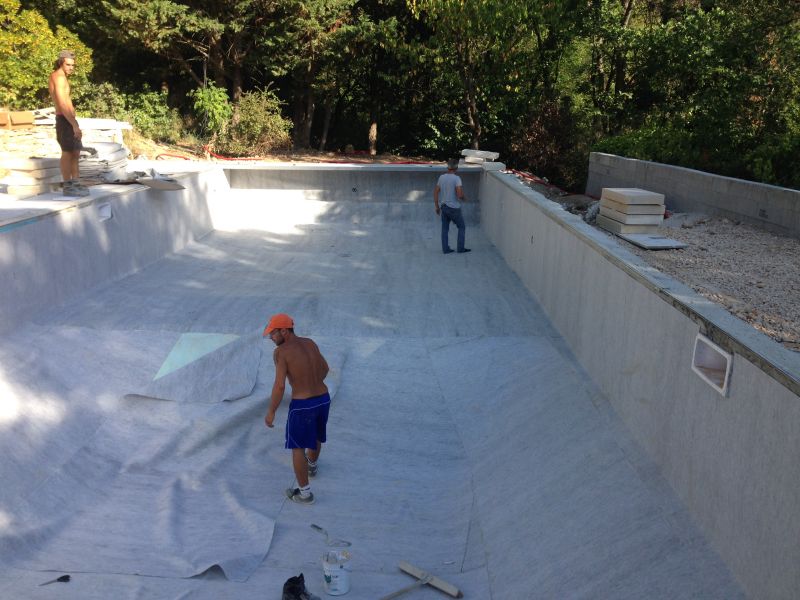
[
  {"left": 0, "top": 202, "right": 743, "bottom": 598},
  {"left": 1, "top": 332, "right": 275, "bottom": 581}
]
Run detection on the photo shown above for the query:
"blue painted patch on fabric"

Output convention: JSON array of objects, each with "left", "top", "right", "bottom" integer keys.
[{"left": 154, "top": 333, "right": 240, "bottom": 380}]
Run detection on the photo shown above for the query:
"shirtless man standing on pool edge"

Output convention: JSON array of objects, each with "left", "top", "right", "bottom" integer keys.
[
  {"left": 264, "top": 313, "right": 330, "bottom": 505},
  {"left": 49, "top": 50, "right": 89, "bottom": 197}
]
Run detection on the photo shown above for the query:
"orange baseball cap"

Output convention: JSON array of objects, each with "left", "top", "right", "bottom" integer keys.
[{"left": 264, "top": 313, "right": 294, "bottom": 335}]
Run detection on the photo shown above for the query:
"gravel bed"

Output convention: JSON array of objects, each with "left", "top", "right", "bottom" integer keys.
[
  {"left": 621, "top": 214, "right": 800, "bottom": 352},
  {"left": 516, "top": 175, "right": 799, "bottom": 353}
]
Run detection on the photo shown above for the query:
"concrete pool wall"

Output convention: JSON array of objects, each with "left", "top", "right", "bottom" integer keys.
[
  {"left": 480, "top": 169, "right": 800, "bottom": 599},
  {"left": 0, "top": 168, "right": 220, "bottom": 333},
  {"left": 0, "top": 163, "right": 480, "bottom": 334},
  {"left": 221, "top": 163, "right": 481, "bottom": 226},
  {"left": 586, "top": 151, "right": 800, "bottom": 238}
]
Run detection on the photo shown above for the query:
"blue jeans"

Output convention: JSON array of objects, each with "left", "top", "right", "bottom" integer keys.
[{"left": 441, "top": 205, "right": 466, "bottom": 252}]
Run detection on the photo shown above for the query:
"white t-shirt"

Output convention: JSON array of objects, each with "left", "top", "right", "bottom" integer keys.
[{"left": 437, "top": 173, "right": 463, "bottom": 209}]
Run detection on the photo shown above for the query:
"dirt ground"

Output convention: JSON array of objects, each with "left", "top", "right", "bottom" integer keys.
[
  {"left": 519, "top": 177, "right": 800, "bottom": 353},
  {"left": 126, "top": 134, "right": 432, "bottom": 165}
]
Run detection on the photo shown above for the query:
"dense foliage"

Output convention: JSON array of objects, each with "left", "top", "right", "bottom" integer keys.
[
  {"left": 0, "top": 0, "right": 92, "bottom": 107},
  {"left": 5, "top": 0, "right": 799, "bottom": 190}
]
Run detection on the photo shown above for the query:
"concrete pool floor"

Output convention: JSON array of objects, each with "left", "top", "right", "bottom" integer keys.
[{"left": 0, "top": 186, "right": 743, "bottom": 598}]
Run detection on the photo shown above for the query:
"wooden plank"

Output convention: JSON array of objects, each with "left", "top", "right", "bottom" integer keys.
[
  {"left": 10, "top": 111, "right": 35, "bottom": 126},
  {"left": 398, "top": 561, "right": 462, "bottom": 598}
]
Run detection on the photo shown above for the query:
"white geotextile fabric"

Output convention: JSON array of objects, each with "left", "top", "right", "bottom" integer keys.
[
  {"left": 0, "top": 328, "right": 277, "bottom": 582},
  {"left": 0, "top": 210, "right": 744, "bottom": 598}
]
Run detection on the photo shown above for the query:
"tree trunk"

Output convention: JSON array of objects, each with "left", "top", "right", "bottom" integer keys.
[
  {"left": 231, "top": 35, "right": 245, "bottom": 103},
  {"left": 319, "top": 99, "right": 333, "bottom": 151},
  {"left": 368, "top": 100, "right": 379, "bottom": 155},
  {"left": 457, "top": 46, "right": 481, "bottom": 149},
  {"left": 613, "top": 0, "right": 636, "bottom": 96},
  {"left": 368, "top": 122, "right": 378, "bottom": 155},
  {"left": 293, "top": 86, "right": 315, "bottom": 150},
  {"left": 293, "top": 94, "right": 305, "bottom": 149},
  {"left": 209, "top": 36, "right": 226, "bottom": 89},
  {"left": 303, "top": 92, "right": 315, "bottom": 148},
  {"left": 232, "top": 65, "right": 243, "bottom": 104},
  {"left": 465, "top": 87, "right": 481, "bottom": 149}
]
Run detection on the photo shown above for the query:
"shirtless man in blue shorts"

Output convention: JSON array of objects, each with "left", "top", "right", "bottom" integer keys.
[{"left": 264, "top": 313, "right": 330, "bottom": 505}]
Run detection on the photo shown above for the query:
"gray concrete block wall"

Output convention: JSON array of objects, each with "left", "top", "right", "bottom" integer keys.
[
  {"left": 223, "top": 164, "right": 482, "bottom": 224},
  {"left": 480, "top": 170, "right": 800, "bottom": 600},
  {"left": 0, "top": 168, "right": 220, "bottom": 333},
  {"left": 586, "top": 152, "right": 800, "bottom": 237}
]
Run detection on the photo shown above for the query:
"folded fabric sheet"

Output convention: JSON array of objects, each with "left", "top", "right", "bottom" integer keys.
[
  {"left": 2, "top": 396, "right": 278, "bottom": 581},
  {"left": 125, "top": 333, "right": 262, "bottom": 404},
  {"left": 0, "top": 328, "right": 278, "bottom": 582}
]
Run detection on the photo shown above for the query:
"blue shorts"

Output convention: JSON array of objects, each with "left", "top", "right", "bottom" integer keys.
[{"left": 285, "top": 392, "right": 330, "bottom": 449}]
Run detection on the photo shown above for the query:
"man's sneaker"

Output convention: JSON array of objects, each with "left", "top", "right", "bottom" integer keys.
[
  {"left": 286, "top": 487, "right": 315, "bottom": 504},
  {"left": 63, "top": 182, "right": 89, "bottom": 197},
  {"left": 306, "top": 457, "right": 317, "bottom": 478}
]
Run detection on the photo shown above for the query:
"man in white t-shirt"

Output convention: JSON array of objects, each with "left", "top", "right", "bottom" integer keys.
[{"left": 433, "top": 158, "right": 470, "bottom": 253}]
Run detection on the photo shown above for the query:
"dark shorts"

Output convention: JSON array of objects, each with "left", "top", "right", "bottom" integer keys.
[
  {"left": 285, "top": 392, "right": 330, "bottom": 449},
  {"left": 55, "top": 115, "right": 82, "bottom": 152}
]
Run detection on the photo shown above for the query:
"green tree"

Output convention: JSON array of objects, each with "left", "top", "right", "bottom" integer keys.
[
  {"left": 409, "top": 0, "right": 556, "bottom": 149},
  {"left": 0, "top": 0, "right": 92, "bottom": 108},
  {"left": 319, "top": 2, "right": 415, "bottom": 153},
  {"left": 598, "top": 0, "right": 800, "bottom": 186},
  {"left": 255, "top": 0, "right": 357, "bottom": 149},
  {"left": 101, "top": 0, "right": 272, "bottom": 101}
]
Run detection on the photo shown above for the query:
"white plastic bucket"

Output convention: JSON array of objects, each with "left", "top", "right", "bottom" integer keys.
[{"left": 322, "top": 549, "right": 351, "bottom": 595}]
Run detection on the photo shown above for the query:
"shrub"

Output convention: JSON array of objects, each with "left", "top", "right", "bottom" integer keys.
[
  {"left": 125, "top": 90, "right": 183, "bottom": 143},
  {"left": 216, "top": 88, "right": 292, "bottom": 156},
  {"left": 74, "top": 82, "right": 127, "bottom": 120},
  {"left": 593, "top": 120, "right": 699, "bottom": 168},
  {"left": 75, "top": 83, "right": 183, "bottom": 143},
  {"left": 508, "top": 98, "right": 590, "bottom": 192},
  {"left": 746, "top": 134, "right": 800, "bottom": 190},
  {"left": 188, "top": 82, "right": 232, "bottom": 139}
]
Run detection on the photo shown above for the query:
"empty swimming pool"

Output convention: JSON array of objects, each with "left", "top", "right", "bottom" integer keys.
[{"left": 0, "top": 162, "right": 767, "bottom": 598}]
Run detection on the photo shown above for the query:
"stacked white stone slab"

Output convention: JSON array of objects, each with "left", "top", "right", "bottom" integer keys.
[
  {"left": 80, "top": 142, "right": 129, "bottom": 181},
  {"left": 0, "top": 156, "right": 62, "bottom": 197},
  {"left": 460, "top": 149, "right": 505, "bottom": 171},
  {"left": 596, "top": 187, "right": 665, "bottom": 234},
  {"left": 35, "top": 115, "right": 133, "bottom": 145},
  {"left": 0, "top": 143, "right": 129, "bottom": 198}
]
